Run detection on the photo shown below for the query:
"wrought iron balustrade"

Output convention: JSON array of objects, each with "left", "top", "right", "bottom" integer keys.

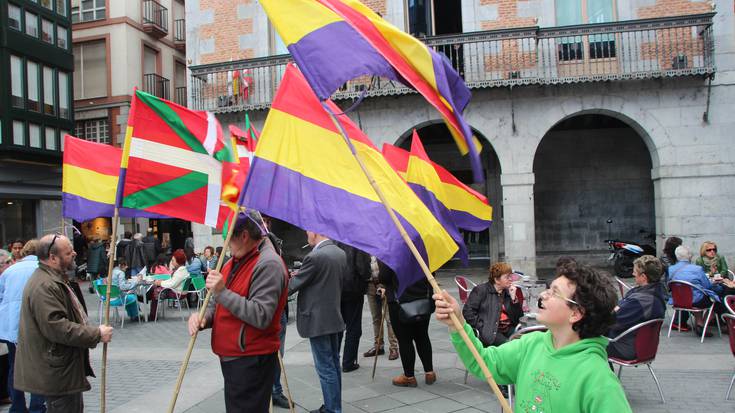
[
  {"left": 189, "top": 13, "right": 715, "bottom": 113},
  {"left": 174, "top": 86, "right": 187, "bottom": 106},
  {"left": 143, "top": 0, "right": 168, "bottom": 36},
  {"left": 143, "top": 73, "right": 171, "bottom": 100},
  {"left": 174, "top": 19, "right": 185, "bottom": 43}
]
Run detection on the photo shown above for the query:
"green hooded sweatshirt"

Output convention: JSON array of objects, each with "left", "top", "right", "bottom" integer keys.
[{"left": 451, "top": 323, "right": 632, "bottom": 413}]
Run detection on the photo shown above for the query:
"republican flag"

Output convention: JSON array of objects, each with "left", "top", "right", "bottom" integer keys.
[
  {"left": 383, "top": 142, "right": 493, "bottom": 232},
  {"left": 241, "top": 64, "right": 457, "bottom": 296},
  {"left": 260, "top": 0, "right": 484, "bottom": 183},
  {"left": 118, "top": 90, "right": 235, "bottom": 228},
  {"left": 62, "top": 135, "right": 164, "bottom": 222},
  {"left": 404, "top": 130, "right": 468, "bottom": 264}
]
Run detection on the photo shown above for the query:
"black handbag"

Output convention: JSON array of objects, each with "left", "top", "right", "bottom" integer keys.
[{"left": 398, "top": 297, "right": 435, "bottom": 324}]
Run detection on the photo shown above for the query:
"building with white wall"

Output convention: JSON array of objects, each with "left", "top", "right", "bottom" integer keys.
[{"left": 185, "top": 0, "right": 734, "bottom": 275}]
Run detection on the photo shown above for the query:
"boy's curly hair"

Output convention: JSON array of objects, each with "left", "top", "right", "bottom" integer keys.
[{"left": 557, "top": 265, "right": 617, "bottom": 339}]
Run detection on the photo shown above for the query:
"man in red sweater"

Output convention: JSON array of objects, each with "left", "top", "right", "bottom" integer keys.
[{"left": 188, "top": 210, "right": 289, "bottom": 412}]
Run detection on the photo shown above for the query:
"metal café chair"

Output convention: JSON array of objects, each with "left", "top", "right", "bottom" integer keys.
[
  {"left": 667, "top": 280, "right": 721, "bottom": 343},
  {"left": 454, "top": 276, "right": 477, "bottom": 305},
  {"left": 615, "top": 276, "right": 632, "bottom": 298},
  {"left": 725, "top": 295, "right": 735, "bottom": 315},
  {"left": 724, "top": 314, "right": 735, "bottom": 400},
  {"left": 608, "top": 318, "right": 666, "bottom": 403}
]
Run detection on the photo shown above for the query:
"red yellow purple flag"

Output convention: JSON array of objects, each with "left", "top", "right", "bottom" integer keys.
[
  {"left": 241, "top": 64, "right": 457, "bottom": 295},
  {"left": 260, "top": 0, "right": 484, "bottom": 183}
]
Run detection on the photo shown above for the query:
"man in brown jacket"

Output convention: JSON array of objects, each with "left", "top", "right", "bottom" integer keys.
[{"left": 14, "top": 233, "right": 113, "bottom": 413}]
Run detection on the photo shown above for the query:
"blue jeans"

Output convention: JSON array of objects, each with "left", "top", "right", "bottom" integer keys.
[
  {"left": 309, "top": 333, "right": 342, "bottom": 413},
  {"left": 272, "top": 311, "right": 288, "bottom": 395},
  {"left": 6, "top": 342, "right": 45, "bottom": 413}
]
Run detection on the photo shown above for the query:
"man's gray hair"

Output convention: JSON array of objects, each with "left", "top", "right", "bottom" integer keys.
[{"left": 674, "top": 245, "right": 691, "bottom": 262}]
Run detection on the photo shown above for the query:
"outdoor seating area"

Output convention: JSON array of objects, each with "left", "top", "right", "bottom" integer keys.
[{"left": 453, "top": 273, "right": 735, "bottom": 405}]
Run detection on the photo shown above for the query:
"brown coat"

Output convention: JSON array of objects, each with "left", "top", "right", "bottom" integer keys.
[{"left": 14, "top": 263, "right": 101, "bottom": 396}]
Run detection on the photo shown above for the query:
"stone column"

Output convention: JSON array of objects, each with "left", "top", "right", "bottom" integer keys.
[{"left": 500, "top": 172, "right": 537, "bottom": 277}]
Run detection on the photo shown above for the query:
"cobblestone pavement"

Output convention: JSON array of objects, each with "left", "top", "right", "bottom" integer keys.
[{"left": 2, "top": 270, "right": 734, "bottom": 412}]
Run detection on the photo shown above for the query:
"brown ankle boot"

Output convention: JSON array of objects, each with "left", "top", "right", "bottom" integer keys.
[
  {"left": 392, "top": 374, "right": 417, "bottom": 387},
  {"left": 425, "top": 371, "right": 437, "bottom": 385}
]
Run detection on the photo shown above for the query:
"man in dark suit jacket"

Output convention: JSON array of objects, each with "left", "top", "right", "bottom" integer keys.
[{"left": 289, "top": 231, "right": 346, "bottom": 413}]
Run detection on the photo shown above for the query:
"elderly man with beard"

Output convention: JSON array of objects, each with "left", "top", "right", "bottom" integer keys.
[{"left": 14, "top": 234, "right": 113, "bottom": 413}]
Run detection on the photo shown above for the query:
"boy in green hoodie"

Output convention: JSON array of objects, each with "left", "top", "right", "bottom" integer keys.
[{"left": 434, "top": 264, "right": 632, "bottom": 413}]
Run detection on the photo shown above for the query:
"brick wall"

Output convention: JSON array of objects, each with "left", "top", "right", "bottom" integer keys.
[
  {"left": 361, "top": 0, "right": 387, "bottom": 16},
  {"left": 479, "top": 0, "right": 536, "bottom": 31},
  {"left": 637, "top": 0, "right": 712, "bottom": 19},
  {"left": 638, "top": 1, "right": 712, "bottom": 71},
  {"left": 479, "top": 0, "right": 537, "bottom": 75},
  {"left": 197, "top": 0, "right": 254, "bottom": 64}
]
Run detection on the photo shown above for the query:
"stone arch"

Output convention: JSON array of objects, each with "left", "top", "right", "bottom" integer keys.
[
  {"left": 532, "top": 112, "right": 657, "bottom": 273},
  {"left": 395, "top": 121, "right": 504, "bottom": 264}
]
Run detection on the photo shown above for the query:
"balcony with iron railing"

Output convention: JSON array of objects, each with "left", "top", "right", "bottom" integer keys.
[
  {"left": 143, "top": 73, "right": 170, "bottom": 100},
  {"left": 189, "top": 13, "right": 715, "bottom": 113},
  {"left": 143, "top": 0, "right": 168, "bottom": 38},
  {"left": 174, "top": 86, "right": 187, "bottom": 106},
  {"left": 174, "top": 19, "right": 186, "bottom": 50}
]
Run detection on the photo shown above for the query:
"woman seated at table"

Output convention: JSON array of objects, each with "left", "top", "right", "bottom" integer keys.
[
  {"left": 696, "top": 241, "right": 729, "bottom": 278},
  {"left": 607, "top": 255, "right": 666, "bottom": 360},
  {"left": 149, "top": 253, "right": 171, "bottom": 275},
  {"left": 108, "top": 258, "right": 140, "bottom": 319},
  {"left": 462, "top": 262, "right": 523, "bottom": 347},
  {"left": 147, "top": 249, "right": 189, "bottom": 320},
  {"left": 694, "top": 241, "right": 735, "bottom": 302}
]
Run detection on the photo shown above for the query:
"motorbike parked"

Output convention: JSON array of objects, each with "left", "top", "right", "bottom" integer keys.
[{"left": 605, "top": 239, "right": 656, "bottom": 278}]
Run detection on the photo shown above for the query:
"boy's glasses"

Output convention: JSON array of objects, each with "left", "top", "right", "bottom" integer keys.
[{"left": 541, "top": 288, "right": 580, "bottom": 307}]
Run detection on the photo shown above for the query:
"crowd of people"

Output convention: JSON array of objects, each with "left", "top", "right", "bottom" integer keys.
[{"left": 0, "top": 230, "right": 733, "bottom": 412}]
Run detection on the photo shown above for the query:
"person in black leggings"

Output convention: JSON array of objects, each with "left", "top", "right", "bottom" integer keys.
[{"left": 378, "top": 261, "right": 435, "bottom": 387}]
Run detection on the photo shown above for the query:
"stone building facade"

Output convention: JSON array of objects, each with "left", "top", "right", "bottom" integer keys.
[{"left": 186, "top": 0, "right": 735, "bottom": 275}]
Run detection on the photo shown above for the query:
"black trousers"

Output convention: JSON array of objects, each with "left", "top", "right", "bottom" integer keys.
[
  {"left": 339, "top": 293, "right": 364, "bottom": 368},
  {"left": 220, "top": 353, "right": 277, "bottom": 413},
  {"left": 47, "top": 393, "right": 83, "bottom": 413},
  {"left": 388, "top": 302, "right": 433, "bottom": 377}
]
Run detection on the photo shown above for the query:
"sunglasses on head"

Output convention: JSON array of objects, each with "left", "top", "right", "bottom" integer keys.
[{"left": 47, "top": 232, "right": 61, "bottom": 257}]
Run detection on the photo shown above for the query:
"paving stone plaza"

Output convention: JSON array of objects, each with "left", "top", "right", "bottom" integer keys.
[{"left": 3, "top": 270, "right": 732, "bottom": 413}]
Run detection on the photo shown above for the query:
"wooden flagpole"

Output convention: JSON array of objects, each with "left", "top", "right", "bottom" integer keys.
[
  {"left": 100, "top": 209, "right": 120, "bottom": 413},
  {"left": 277, "top": 352, "right": 296, "bottom": 413},
  {"left": 167, "top": 208, "right": 239, "bottom": 413},
  {"left": 371, "top": 298, "right": 387, "bottom": 381},
  {"left": 322, "top": 105, "right": 513, "bottom": 413}
]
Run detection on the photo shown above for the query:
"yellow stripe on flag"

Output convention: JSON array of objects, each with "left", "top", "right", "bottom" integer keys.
[{"left": 62, "top": 164, "right": 119, "bottom": 205}]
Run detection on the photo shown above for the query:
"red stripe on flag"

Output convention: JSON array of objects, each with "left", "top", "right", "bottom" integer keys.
[
  {"left": 63, "top": 135, "right": 122, "bottom": 175},
  {"left": 271, "top": 69, "right": 376, "bottom": 148},
  {"left": 139, "top": 185, "right": 210, "bottom": 222},
  {"left": 122, "top": 157, "right": 194, "bottom": 197}
]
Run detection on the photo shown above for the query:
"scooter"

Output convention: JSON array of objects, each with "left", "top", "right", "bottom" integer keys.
[{"left": 605, "top": 239, "right": 656, "bottom": 278}]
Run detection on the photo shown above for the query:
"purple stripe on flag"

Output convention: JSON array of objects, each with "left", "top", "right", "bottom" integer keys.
[
  {"left": 242, "top": 158, "right": 428, "bottom": 297},
  {"left": 63, "top": 193, "right": 169, "bottom": 222},
  {"left": 288, "top": 21, "right": 403, "bottom": 100},
  {"left": 450, "top": 210, "right": 492, "bottom": 233},
  {"left": 62, "top": 193, "right": 114, "bottom": 222},
  {"left": 408, "top": 183, "right": 468, "bottom": 265}
]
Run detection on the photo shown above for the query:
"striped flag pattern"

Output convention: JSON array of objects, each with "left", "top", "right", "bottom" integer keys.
[{"left": 118, "top": 90, "right": 234, "bottom": 228}]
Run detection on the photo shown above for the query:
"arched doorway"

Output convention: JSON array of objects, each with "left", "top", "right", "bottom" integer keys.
[
  {"left": 396, "top": 121, "right": 503, "bottom": 265},
  {"left": 533, "top": 113, "right": 655, "bottom": 273}
]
